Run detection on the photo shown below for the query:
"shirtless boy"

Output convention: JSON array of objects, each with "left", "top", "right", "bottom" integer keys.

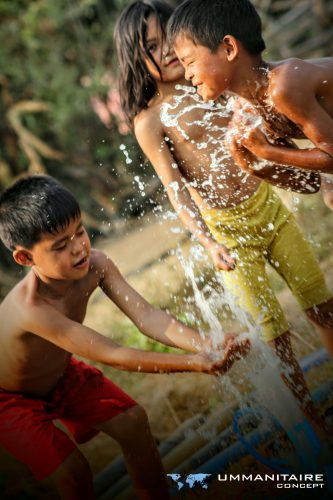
[
  {"left": 0, "top": 175, "right": 249, "bottom": 500},
  {"left": 168, "top": 0, "right": 333, "bottom": 192},
  {"left": 115, "top": 0, "right": 333, "bottom": 446}
]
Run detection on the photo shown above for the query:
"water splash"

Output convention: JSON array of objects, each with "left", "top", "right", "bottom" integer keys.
[{"left": 176, "top": 244, "right": 321, "bottom": 470}]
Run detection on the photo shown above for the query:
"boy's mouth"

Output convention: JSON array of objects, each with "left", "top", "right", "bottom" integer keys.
[
  {"left": 193, "top": 81, "right": 203, "bottom": 90},
  {"left": 73, "top": 255, "right": 89, "bottom": 269}
]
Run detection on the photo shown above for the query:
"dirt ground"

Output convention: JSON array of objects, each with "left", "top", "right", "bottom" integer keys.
[{"left": 1, "top": 188, "right": 333, "bottom": 499}]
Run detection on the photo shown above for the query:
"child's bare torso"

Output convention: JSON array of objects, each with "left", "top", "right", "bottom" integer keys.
[
  {"left": 0, "top": 255, "right": 100, "bottom": 397},
  {"left": 154, "top": 89, "right": 260, "bottom": 209},
  {"left": 262, "top": 58, "right": 333, "bottom": 140}
]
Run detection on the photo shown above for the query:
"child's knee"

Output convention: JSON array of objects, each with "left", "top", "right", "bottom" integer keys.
[
  {"left": 100, "top": 404, "right": 150, "bottom": 445},
  {"left": 119, "top": 404, "right": 150, "bottom": 439},
  {"left": 51, "top": 449, "right": 92, "bottom": 492}
]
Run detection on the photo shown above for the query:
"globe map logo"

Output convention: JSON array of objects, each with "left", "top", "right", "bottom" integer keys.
[{"left": 168, "top": 473, "right": 212, "bottom": 491}]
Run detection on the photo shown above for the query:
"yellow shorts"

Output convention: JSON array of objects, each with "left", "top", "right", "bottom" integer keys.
[{"left": 201, "top": 182, "right": 332, "bottom": 342}]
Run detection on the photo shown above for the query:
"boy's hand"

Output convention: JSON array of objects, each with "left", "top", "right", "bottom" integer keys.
[
  {"left": 228, "top": 100, "right": 272, "bottom": 158},
  {"left": 195, "top": 336, "right": 250, "bottom": 375},
  {"left": 228, "top": 135, "right": 259, "bottom": 174},
  {"left": 206, "top": 241, "right": 236, "bottom": 271}
]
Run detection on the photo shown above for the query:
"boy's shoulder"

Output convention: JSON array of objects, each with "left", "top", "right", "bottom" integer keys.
[
  {"left": 270, "top": 58, "right": 307, "bottom": 82},
  {"left": 0, "top": 272, "right": 44, "bottom": 327},
  {"left": 269, "top": 58, "right": 323, "bottom": 93},
  {"left": 0, "top": 249, "right": 114, "bottom": 313},
  {"left": 268, "top": 58, "right": 322, "bottom": 111},
  {"left": 89, "top": 249, "right": 120, "bottom": 282}
]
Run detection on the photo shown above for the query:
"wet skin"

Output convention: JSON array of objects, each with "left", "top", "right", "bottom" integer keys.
[{"left": 173, "top": 34, "right": 333, "bottom": 171}]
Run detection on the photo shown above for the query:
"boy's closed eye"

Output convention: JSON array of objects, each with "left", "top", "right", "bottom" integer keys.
[
  {"left": 55, "top": 246, "right": 66, "bottom": 252},
  {"left": 52, "top": 226, "right": 85, "bottom": 252}
]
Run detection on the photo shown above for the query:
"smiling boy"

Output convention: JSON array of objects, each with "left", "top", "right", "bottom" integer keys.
[
  {"left": 168, "top": 0, "right": 333, "bottom": 178},
  {"left": 0, "top": 175, "right": 249, "bottom": 500}
]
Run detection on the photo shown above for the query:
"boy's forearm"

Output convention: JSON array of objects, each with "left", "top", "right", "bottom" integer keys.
[
  {"left": 63, "top": 320, "right": 204, "bottom": 373},
  {"left": 163, "top": 318, "right": 207, "bottom": 352},
  {"left": 106, "top": 346, "right": 202, "bottom": 373},
  {"left": 256, "top": 143, "right": 333, "bottom": 173},
  {"left": 253, "top": 163, "right": 321, "bottom": 194},
  {"left": 136, "top": 308, "right": 207, "bottom": 353}
]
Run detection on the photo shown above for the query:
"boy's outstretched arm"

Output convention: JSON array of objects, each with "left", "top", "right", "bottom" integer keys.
[
  {"left": 97, "top": 251, "right": 245, "bottom": 355},
  {"left": 23, "top": 282, "right": 248, "bottom": 376},
  {"left": 134, "top": 111, "right": 235, "bottom": 272}
]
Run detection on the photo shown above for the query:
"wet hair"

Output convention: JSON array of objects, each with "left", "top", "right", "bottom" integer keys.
[
  {"left": 167, "top": 0, "right": 265, "bottom": 55},
  {"left": 114, "top": 0, "right": 174, "bottom": 127},
  {"left": 0, "top": 175, "right": 81, "bottom": 250}
]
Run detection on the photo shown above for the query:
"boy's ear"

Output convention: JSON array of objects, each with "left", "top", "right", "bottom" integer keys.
[
  {"left": 13, "top": 248, "right": 34, "bottom": 267},
  {"left": 221, "top": 35, "right": 239, "bottom": 62}
]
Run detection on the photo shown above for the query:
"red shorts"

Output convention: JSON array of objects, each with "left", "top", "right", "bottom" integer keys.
[{"left": 0, "top": 357, "right": 137, "bottom": 480}]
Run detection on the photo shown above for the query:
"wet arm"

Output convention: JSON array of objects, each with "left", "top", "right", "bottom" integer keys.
[
  {"left": 258, "top": 88, "right": 333, "bottom": 173},
  {"left": 229, "top": 138, "right": 321, "bottom": 194},
  {"left": 134, "top": 115, "right": 218, "bottom": 250},
  {"left": 135, "top": 114, "right": 236, "bottom": 271},
  {"left": 24, "top": 304, "right": 208, "bottom": 373},
  {"left": 228, "top": 101, "right": 321, "bottom": 192},
  {"left": 97, "top": 252, "right": 208, "bottom": 353},
  {"left": 250, "top": 142, "right": 333, "bottom": 173}
]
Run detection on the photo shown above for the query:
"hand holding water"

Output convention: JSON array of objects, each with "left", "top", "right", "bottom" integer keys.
[{"left": 195, "top": 335, "right": 251, "bottom": 375}]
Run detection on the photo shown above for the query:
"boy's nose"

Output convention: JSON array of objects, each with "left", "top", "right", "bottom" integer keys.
[{"left": 71, "top": 240, "right": 85, "bottom": 255}]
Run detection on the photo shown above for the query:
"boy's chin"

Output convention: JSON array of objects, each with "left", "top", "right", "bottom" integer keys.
[{"left": 197, "top": 87, "right": 221, "bottom": 102}]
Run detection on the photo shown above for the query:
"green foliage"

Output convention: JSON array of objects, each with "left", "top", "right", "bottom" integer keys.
[
  {"left": 0, "top": 0, "right": 147, "bottom": 195},
  {"left": 0, "top": 0, "right": 156, "bottom": 285},
  {"left": 115, "top": 321, "right": 178, "bottom": 353}
]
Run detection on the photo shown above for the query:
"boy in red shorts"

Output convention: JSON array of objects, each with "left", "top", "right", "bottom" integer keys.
[{"left": 0, "top": 175, "right": 249, "bottom": 500}]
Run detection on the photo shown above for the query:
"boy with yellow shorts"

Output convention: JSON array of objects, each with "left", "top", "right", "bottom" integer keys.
[{"left": 202, "top": 182, "right": 332, "bottom": 343}]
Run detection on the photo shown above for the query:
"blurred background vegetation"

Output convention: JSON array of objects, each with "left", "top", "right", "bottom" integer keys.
[{"left": 0, "top": 0, "right": 332, "bottom": 296}]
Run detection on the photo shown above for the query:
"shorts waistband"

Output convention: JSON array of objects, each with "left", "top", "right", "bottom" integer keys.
[{"left": 201, "top": 181, "right": 270, "bottom": 219}]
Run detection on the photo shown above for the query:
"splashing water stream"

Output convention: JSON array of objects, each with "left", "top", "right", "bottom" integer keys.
[{"left": 177, "top": 244, "right": 322, "bottom": 471}]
